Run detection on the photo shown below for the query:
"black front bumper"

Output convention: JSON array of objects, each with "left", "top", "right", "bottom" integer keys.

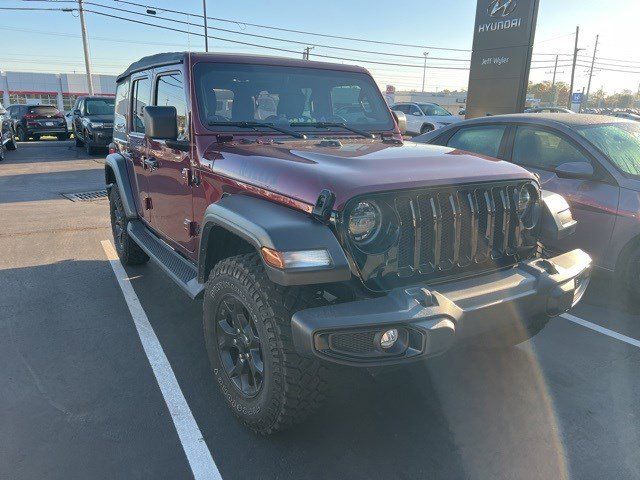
[
  {"left": 291, "top": 249, "right": 592, "bottom": 366},
  {"left": 87, "top": 129, "right": 113, "bottom": 146}
]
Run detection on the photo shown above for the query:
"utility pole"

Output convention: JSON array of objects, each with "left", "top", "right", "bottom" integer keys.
[
  {"left": 303, "top": 47, "right": 313, "bottom": 60},
  {"left": 421, "top": 52, "right": 429, "bottom": 93},
  {"left": 551, "top": 55, "right": 559, "bottom": 105},
  {"left": 78, "top": 0, "right": 94, "bottom": 95},
  {"left": 202, "top": 0, "right": 209, "bottom": 52},
  {"left": 567, "top": 26, "right": 581, "bottom": 109},
  {"left": 585, "top": 34, "right": 599, "bottom": 109}
]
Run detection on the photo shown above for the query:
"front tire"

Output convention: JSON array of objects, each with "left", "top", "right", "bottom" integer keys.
[
  {"left": 109, "top": 187, "right": 149, "bottom": 265},
  {"left": 17, "top": 127, "right": 27, "bottom": 142},
  {"left": 6, "top": 135, "right": 17, "bottom": 151},
  {"left": 203, "top": 253, "right": 328, "bottom": 434},
  {"left": 75, "top": 133, "right": 84, "bottom": 147},
  {"left": 85, "top": 133, "right": 96, "bottom": 155}
]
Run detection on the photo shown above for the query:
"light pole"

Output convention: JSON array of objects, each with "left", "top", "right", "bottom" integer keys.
[
  {"left": 421, "top": 52, "right": 429, "bottom": 93},
  {"left": 202, "top": 0, "right": 209, "bottom": 52},
  {"left": 77, "top": 0, "right": 94, "bottom": 94},
  {"left": 585, "top": 34, "right": 599, "bottom": 109}
]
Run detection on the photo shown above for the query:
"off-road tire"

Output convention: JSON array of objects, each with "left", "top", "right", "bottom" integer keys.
[
  {"left": 32, "top": 134, "right": 40, "bottom": 141},
  {"left": 17, "top": 127, "right": 27, "bottom": 142},
  {"left": 203, "top": 253, "right": 328, "bottom": 435},
  {"left": 0, "top": 145, "right": 4, "bottom": 162},
  {"left": 85, "top": 133, "right": 96, "bottom": 155},
  {"left": 420, "top": 124, "right": 434, "bottom": 134},
  {"left": 75, "top": 134, "right": 84, "bottom": 147},
  {"left": 109, "top": 187, "right": 149, "bottom": 265}
]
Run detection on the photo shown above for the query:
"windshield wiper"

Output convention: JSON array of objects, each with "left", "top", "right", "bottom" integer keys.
[
  {"left": 291, "top": 122, "right": 375, "bottom": 139},
  {"left": 207, "top": 121, "right": 307, "bottom": 139}
]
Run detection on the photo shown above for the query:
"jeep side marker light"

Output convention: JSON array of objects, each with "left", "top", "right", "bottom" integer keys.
[
  {"left": 261, "top": 247, "right": 332, "bottom": 269},
  {"left": 380, "top": 328, "right": 399, "bottom": 349}
]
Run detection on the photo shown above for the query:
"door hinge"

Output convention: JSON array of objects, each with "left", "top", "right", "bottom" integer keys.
[
  {"left": 184, "top": 219, "right": 200, "bottom": 237},
  {"left": 181, "top": 168, "right": 201, "bottom": 186},
  {"left": 144, "top": 197, "right": 153, "bottom": 210}
]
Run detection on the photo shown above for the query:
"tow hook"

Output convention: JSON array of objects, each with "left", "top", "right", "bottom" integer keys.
[{"left": 311, "top": 189, "right": 336, "bottom": 223}]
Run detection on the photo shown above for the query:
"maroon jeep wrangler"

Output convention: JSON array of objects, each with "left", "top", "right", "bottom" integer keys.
[{"left": 106, "top": 52, "right": 591, "bottom": 434}]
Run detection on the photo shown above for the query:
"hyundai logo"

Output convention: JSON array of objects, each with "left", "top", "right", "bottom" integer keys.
[{"left": 488, "top": 0, "right": 517, "bottom": 17}]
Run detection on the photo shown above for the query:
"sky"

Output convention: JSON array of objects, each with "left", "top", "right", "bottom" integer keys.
[{"left": 2, "top": 0, "right": 640, "bottom": 95}]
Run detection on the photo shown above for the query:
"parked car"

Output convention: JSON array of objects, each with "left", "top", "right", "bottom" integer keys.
[
  {"left": 72, "top": 96, "right": 115, "bottom": 154},
  {"left": 611, "top": 112, "right": 640, "bottom": 122},
  {"left": 390, "top": 102, "right": 461, "bottom": 135},
  {"left": 525, "top": 106, "right": 574, "bottom": 114},
  {"left": 6, "top": 104, "right": 68, "bottom": 141},
  {"left": 106, "top": 53, "right": 590, "bottom": 434},
  {"left": 1, "top": 104, "right": 18, "bottom": 160},
  {"left": 413, "top": 113, "right": 640, "bottom": 296}
]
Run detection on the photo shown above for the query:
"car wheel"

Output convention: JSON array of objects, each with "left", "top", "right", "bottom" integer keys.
[
  {"left": 420, "top": 124, "right": 434, "bottom": 134},
  {"left": 203, "top": 253, "right": 328, "bottom": 434},
  {"left": 0, "top": 145, "right": 5, "bottom": 162},
  {"left": 17, "top": 127, "right": 27, "bottom": 142},
  {"left": 75, "top": 134, "right": 84, "bottom": 147},
  {"left": 32, "top": 134, "right": 40, "bottom": 141},
  {"left": 56, "top": 133, "right": 67, "bottom": 141},
  {"left": 109, "top": 187, "right": 149, "bottom": 265},
  {"left": 6, "top": 135, "right": 17, "bottom": 151},
  {"left": 623, "top": 246, "right": 640, "bottom": 301}
]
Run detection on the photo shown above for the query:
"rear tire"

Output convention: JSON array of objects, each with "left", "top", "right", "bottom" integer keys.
[
  {"left": 0, "top": 145, "right": 5, "bottom": 162},
  {"left": 57, "top": 133, "right": 67, "bottom": 141},
  {"left": 203, "top": 253, "right": 328, "bottom": 435},
  {"left": 6, "top": 135, "right": 17, "bottom": 151},
  {"left": 109, "top": 187, "right": 149, "bottom": 265},
  {"left": 32, "top": 134, "right": 40, "bottom": 141},
  {"left": 75, "top": 134, "right": 84, "bottom": 147},
  {"left": 622, "top": 246, "right": 640, "bottom": 302}
]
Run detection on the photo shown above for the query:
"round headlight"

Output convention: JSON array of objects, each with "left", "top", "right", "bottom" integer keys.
[
  {"left": 348, "top": 201, "right": 380, "bottom": 242},
  {"left": 517, "top": 186, "right": 532, "bottom": 215}
]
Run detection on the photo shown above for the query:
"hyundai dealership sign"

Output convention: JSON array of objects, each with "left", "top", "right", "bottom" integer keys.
[{"left": 466, "top": 0, "right": 540, "bottom": 118}]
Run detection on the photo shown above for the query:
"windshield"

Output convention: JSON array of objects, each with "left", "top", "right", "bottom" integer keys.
[
  {"left": 419, "top": 104, "right": 451, "bottom": 116},
  {"left": 193, "top": 63, "right": 394, "bottom": 133},
  {"left": 576, "top": 122, "right": 640, "bottom": 177},
  {"left": 85, "top": 98, "right": 115, "bottom": 116}
]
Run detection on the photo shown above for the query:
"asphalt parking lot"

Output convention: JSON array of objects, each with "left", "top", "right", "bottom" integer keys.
[{"left": 2, "top": 139, "right": 640, "bottom": 480}]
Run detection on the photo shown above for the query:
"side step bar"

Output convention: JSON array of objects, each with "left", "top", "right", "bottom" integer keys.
[{"left": 127, "top": 220, "right": 204, "bottom": 299}]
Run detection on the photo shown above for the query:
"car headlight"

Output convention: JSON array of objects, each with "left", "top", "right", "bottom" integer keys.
[
  {"left": 348, "top": 201, "right": 381, "bottom": 242},
  {"left": 89, "top": 122, "right": 104, "bottom": 129},
  {"left": 516, "top": 183, "right": 540, "bottom": 228}
]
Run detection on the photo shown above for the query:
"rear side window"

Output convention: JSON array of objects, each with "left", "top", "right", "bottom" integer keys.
[
  {"left": 131, "top": 77, "right": 151, "bottom": 134},
  {"left": 114, "top": 79, "right": 130, "bottom": 137},
  {"left": 447, "top": 125, "right": 507, "bottom": 158},
  {"left": 27, "top": 106, "right": 59, "bottom": 116},
  {"left": 512, "top": 126, "right": 590, "bottom": 170},
  {"left": 155, "top": 72, "right": 188, "bottom": 140}
]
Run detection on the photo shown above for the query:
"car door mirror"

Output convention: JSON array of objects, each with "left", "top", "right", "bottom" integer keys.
[
  {"left": 392, "top": 110, "right": 407, "bottom": 135},
  {"left": 555, "top": 161, "right": 594, "bottom": 180},
  {"left": 73, "top": 109, "right": 81, "bottom": 116},
  {"left": 143, "top": 106, "right": 177, "bottom": 141}
]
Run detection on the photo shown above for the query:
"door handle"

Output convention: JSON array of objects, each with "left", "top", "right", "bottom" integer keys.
[{"left": 143, "top": 157, "right": 159, "bottom": 171}]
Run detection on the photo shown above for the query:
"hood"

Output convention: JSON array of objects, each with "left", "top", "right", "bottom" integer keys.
[
  {"left": 199, "top": 137, "right": 536, "bottom": 210},
  {"left": 426, "top": 116, "right": 463, "bottom": 125},
  {"left": 85, "top": 114, "right": 113, "bottom": 123}
]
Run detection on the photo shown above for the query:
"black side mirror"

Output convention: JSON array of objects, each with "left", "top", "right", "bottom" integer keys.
[
  {"left": 143, "top": 106, "right": 177, "bottom": 140},
  {"left": 555, "top": 161, "right": 594, "bottom": 180},
  {"left": 73, "top": 109, "right": 81, "bottom": 116}
]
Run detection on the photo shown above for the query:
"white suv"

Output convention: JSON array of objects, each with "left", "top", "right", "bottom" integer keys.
[{"left": 391, "top": 102, "right": 461, "bottom": 135}]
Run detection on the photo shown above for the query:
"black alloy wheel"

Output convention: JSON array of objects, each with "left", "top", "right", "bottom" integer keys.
[{"left": 215, "top": 295, "right": 264, "bottom": 397}]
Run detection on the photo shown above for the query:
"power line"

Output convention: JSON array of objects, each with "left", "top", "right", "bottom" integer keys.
[{"left": 107, "top": 0, "right": 472, "bottom": 52}]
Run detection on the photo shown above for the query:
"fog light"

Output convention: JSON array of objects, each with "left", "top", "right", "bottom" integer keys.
[
  {"left": 380, "top": 328, "right": 399, "bottom": 349},
  {"left": 572, "top": 269, "right": 591, "bottom": 307}
]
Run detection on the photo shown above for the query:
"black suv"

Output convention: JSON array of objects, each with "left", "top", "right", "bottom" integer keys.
[
  {"left": 7, "top": 104, "right": 68, "bottom": 141},
  {"left": 72, "top": 96, "right": 115, "bottom": 154}
]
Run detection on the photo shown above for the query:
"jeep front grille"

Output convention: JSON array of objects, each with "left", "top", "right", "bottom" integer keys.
[{"left": 342, "top": 181, "right": 538, "bottom": 291}]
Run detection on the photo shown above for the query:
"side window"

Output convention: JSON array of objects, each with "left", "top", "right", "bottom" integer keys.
[
  {"left": 409, "top": 105, "right": 421, "bottom": 116},
  {"left": 447, "top": 125, "right": 507, "bottom": 158},
  {"left": 131, "top": 77, "right": 151, "bottom": 134},
  {"left": 392, "top": 105, "right": 405, "bottom": 113},
  {"left": 513, "top": 126, "right": 590, "bottom": 170},
  {"left": 155, "top": 72, "right": 188, "bottom": 140},
  {"left": 114, "top": 79, "right": 130, "bottom": 137},
  {"left": 78, "top": 99, "right": 84, "bottom": 114}
]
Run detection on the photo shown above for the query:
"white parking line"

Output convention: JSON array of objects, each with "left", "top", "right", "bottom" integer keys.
[
  {"left": 561, "top": 313, "right": 640, "bottom": 349},
  {"left": 101, "top": 240, "right": 222, "bottom": 480}
]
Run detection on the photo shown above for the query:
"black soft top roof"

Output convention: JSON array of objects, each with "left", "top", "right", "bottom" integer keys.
[{"left": 117, "top": 52, "right": 185, "bottom": 82}]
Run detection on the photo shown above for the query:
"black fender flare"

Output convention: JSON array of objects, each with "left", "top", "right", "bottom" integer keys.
[
  {"left": 198, "top": 195, "right": 352, "bottom": 286},
  {"left": 105, "top": 153, "right": 138, "bottom": 219}
]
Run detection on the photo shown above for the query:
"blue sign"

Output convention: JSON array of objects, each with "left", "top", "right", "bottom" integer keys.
[{"left": 572, "top": 92, "right": 584, "bottom": 104}]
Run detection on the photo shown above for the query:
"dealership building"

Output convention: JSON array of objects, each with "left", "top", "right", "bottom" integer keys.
[{"left": 0, "top": 71, "right": 117, "bottom": 112}]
